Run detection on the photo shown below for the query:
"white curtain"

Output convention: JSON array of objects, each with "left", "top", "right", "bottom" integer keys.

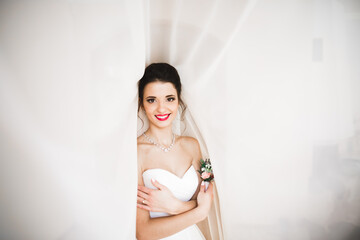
[{"left": 1, "top": 0, "right": 359, "bottom": 239}]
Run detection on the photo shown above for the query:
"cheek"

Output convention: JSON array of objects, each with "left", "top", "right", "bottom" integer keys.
[
  {"left": 143, "top": 104, "right": 154, "bottom": 114},
  {"left": 172, "top": 102, "right": 179, "bottom": 112},
  {"left": 142, "top": 102, "right": 151, "bottom": 112},
  {"left": 142, "top": 102, "right": 147, "bottom": 109}
]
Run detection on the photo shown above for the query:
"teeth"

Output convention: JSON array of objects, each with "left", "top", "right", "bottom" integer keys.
[{"left": 156, "top": 114, "right": 169, "bottom": 119}]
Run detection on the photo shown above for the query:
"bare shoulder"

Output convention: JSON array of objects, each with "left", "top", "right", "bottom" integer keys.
[
  {"left": 137, "top": 134, "right": 154, "bottom": 149},
  {"left": 178, "top": 136, "right": 201, "bottom": 159},
  {"left": 137, "top": 135, "right": 152, "bottom": 171},
  {"left": 137, "top": 134, "right": 147, "bottom": 149},
  {"left": 137, "top": 135, "right": 146, "bottom": 154},
  {"left": 178, "top": 136, "right": 199, "bottom": 148}
]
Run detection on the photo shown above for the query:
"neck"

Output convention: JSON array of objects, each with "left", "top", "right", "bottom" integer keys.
[{"left": 146, "top": 125, "right": 174, "bottom": 146}]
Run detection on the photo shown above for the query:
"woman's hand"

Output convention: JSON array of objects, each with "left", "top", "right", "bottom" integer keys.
[
  {"left": 196, "top": 181, "right": 214, "bottom": 220},
  {"left": 137, "top": 179, "right": 181, "bottom": 214}
]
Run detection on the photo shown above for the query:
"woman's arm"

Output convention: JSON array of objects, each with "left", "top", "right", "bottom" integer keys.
[
  {"left": 136, "top": 178, "right": 213, "bottom": 240},
  {"left": 137, "top": 180, "right": 197, "bottom": 215}
]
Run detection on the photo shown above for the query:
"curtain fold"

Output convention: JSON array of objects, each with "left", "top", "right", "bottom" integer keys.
[{"left": 1, "top": 0, "right": 359, "bottom": 239}]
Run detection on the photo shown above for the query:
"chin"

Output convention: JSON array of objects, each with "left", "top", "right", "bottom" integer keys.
[{"left": 150, "top": 116, "right": 175, "bottom": 129}]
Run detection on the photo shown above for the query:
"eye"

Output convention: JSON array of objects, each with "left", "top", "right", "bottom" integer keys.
[
  {"left": 167, "top": 97, "right": 176, "bottom": 102},
  {"left": 146, "top": 99, "right": 155, "bottom": 103}
]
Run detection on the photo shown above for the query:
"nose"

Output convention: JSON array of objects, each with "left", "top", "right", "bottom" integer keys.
[{"left": 157, "top": 100, "right": 166, "bottom": 113}]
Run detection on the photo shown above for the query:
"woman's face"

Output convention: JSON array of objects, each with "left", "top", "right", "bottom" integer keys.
[{"left": 142, "top": 81, "right": 179, "bottom": 129}]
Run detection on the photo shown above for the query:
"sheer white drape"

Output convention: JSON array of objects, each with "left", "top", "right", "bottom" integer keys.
[{"left": 1, "top": 0, "right": 359, "bottom": 239}]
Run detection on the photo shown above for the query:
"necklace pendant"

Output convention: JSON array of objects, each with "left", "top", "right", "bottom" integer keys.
[{"left": 143, "top": 132, "right": 175, "bottom": 153}]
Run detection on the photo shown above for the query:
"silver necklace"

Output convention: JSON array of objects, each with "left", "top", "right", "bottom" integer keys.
[{"left": 143, "top": 132, "right": 175, "bottom": 153}]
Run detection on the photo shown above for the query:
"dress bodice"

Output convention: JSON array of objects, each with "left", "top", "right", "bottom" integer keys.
[
  {"left": 142, "top": 165, "right": 199, "bottom": 218},
  {"left": 141, "top": 165, "right": 205, "bottom": 239}
]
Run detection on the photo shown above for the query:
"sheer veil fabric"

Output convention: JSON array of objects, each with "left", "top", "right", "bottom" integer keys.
[{"left": 1, "top": 0, "right": 360, "bottom": 239}]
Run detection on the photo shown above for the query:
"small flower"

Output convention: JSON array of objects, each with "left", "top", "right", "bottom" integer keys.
[{"left": 201, "top": 171, "right": 211, "bottom": 179}]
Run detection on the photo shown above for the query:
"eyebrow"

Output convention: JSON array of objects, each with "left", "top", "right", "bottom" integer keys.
[{"left": 145, "top": 95, "right": 176, "bottom": 99}]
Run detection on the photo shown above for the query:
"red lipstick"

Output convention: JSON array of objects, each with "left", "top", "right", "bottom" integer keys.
[{"left": 155, "top": 114, "right": 170, "bottom": 121}]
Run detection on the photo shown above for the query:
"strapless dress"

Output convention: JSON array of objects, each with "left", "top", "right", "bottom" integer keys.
[{"left": 142, "top": 165, "right": 205, "bottom": 240}]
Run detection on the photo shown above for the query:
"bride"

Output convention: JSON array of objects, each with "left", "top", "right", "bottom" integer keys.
[{"left": 136, "top": 63, "right": 214, "bottom": 240}]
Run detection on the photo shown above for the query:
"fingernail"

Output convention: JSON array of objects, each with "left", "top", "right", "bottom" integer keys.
[
  {"left": 201, "top": 181, "right": 204, "bottom": 185},
  {"left": 151, "top": 178, "right": 156, "bottom": 182}
]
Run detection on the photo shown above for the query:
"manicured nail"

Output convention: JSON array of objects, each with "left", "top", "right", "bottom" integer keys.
[
  {"left": 151, "top": 178, "right": 156, "bottom": 183},
  {"left": 201, "top": 181, "right": 204, "bottom": 185}
]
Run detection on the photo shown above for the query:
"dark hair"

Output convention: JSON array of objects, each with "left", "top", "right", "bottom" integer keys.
[{"left": 137, "top": 63, "right": 187, "bottom": 120}]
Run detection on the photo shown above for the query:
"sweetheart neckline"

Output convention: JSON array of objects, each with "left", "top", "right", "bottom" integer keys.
[{"left": 142, "top": 165, "right": 195, "bottom": 179}]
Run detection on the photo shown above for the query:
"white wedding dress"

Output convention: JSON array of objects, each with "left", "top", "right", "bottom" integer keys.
[{"left": 142, "top": 165, "right": 205, "bottom": 240}]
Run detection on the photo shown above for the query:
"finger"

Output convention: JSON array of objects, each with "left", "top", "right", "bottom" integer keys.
[
  {"left": 137, "top": 188, "right": 149, "bottom": 195},
  {"left": 137, "top": 196, "right": 146, "bottom": 203},
  {"left": 137, "top": 197, "right": 149, "bottom": 206},
  {"left": 206, "top": 182, "right": 214, "bottom": 195},
  {"left": 138, "top": 185, "right": 151, "bottom": 194},
  {"left": 200, "top": 181, "right": 205, "bottom": 192},
  {"left": 137, "top": 203, "right": 151, "bottom": 211},
  {"left": 151, "top": 178, "right": 164, "bottom": 190},
  {"left": 137, "top": 190, "right": 148, "bottom": 199}
]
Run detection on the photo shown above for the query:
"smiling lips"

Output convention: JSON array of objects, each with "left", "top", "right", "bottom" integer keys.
[{"left": 155, "top": 114, "right": 171, "bottom": 121}]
